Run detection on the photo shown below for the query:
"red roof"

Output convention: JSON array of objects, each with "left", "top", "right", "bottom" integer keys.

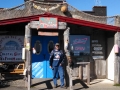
[{"left": 0, "top": 13, "right": 120, "bottom": 32}]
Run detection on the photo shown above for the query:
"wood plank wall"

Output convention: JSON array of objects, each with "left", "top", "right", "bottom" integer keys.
[
  {"left": 65, "top": 23, "right": 116, "bottom": 79},
  {"left": 0, "top": 22, "right": 116, "bottom": 79}
]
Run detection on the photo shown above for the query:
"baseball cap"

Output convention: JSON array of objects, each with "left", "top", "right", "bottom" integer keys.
[{"left": 55, "top": 43, "right": 60, "bottom": 46}]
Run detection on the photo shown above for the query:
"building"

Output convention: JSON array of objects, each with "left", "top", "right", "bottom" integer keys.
[{"left": 0, "top": 0, "right": 120, "bottom": 87}]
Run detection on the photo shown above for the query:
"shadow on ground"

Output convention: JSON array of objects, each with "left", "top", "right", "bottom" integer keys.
[
  {"left": 0, "top": 81, "right": 10, "bottom": 89},
  {"left": 0, "top": 85, "right": 10, "bottom": 88},
  {"left": 31, "top": 79, "right": 90, "bottom": 90},
  {"left": 73, "top": 79, "right": 89, "bottom": 90},
  {"left": 90, "top": 79, "right": 103, "bottom": 85},
  {"left": 31, "top": 79, "right": 53, "bottom": 89}
]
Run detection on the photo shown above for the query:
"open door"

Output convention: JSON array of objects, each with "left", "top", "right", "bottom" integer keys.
[{"left": 107, "top": 37, "right": 114, "bottom": 80}]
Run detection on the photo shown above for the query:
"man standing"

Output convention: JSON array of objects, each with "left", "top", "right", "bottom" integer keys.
[{"left": 49, "top": 43, "right": 65, "bottom": 88}]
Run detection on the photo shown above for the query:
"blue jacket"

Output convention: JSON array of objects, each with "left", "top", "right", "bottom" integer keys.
[{"left": 49, "top": 49, "right": 64, "bottom": 67}]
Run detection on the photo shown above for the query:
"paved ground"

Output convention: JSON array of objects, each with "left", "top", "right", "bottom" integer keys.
[{"left": 0, "top": 79, "right": 120, "bottom": 90}]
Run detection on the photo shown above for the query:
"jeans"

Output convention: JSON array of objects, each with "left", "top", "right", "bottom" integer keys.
[{"left": 52, "top": 66, "right": 64, "bottom": 86}]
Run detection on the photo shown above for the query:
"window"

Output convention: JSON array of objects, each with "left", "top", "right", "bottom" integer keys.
[
  {"left": 34, "top": 40, "right": 42, "bottom": 55},
  {"left": 48, "top": 41, "right": 54, "bottom": 53}
]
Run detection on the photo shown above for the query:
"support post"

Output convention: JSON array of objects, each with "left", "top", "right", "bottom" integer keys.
[
  {"left": 64, "top": 27, "right": 73, "bottom": 90},
  {"left": 114, "top": 32, "right": 120, "bottom": 84},
  {"left": 79, "top": 65, "right": 82, "bottom": 79},
  {"left": 25, "top": 24, "right": 31, "bottom": 90},
  {"left": 87, "top": 63, "right": 90, "bottom": 85},
  {"left": 69, "top": 68, "right": 73, "bottom": 90},
  {"left": 24, "top": 43, "right": 27, "bottom": 87}
]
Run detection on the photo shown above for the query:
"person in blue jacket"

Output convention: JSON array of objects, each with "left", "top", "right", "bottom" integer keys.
[{"left": 49, "top": 43, "right": 65, "bottom": 88}]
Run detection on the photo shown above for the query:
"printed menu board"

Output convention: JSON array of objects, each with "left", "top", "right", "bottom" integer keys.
[
  {"left": 70, "top": 35, "right": 90, "bottom": 56},
  {"left": 92, "top": 40, "right": 104, "bottom": 59}
]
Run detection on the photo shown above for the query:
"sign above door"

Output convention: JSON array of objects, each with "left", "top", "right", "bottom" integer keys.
[
  {"left": 30, "top": 17, "right": 67, "bottom": 30},
  {"left": 38, "top": 31, "right": 58, "bottom": 36},
  {"left": 39, "top": 17, "right": 58, "bottom": 29}
]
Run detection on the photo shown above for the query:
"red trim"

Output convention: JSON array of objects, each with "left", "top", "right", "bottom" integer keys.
[{"left": 0, "top": 13, "right": 120, "bottom": 31}]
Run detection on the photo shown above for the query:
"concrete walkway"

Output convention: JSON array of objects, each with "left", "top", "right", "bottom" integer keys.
[{"left": 0, "top": 79, "right": 120, "bottom": 90}]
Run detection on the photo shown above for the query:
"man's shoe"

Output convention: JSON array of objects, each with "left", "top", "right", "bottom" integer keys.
[
  {"left": 53, "top": 85, "right": 57, "bottom": 88},
  {"left": 60, "top": 86, "right": 66, "bottom": 89}
]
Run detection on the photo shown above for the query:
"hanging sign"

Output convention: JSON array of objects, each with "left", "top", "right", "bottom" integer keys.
[
  {"left": 0, "top": 36, "right": 24, "bottom": 62},
  {"left": 39, "top": 17, "right": 58, "bottom": 29},
  {"left": 30, "top": 21, "right": 67, "bottom": 30},
  {"left": 38, "top": 31, "right": 58, "bottom": 36}
]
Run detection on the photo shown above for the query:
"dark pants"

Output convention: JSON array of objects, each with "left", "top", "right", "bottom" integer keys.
[{"left": 52, "top": 66, "right": 64, "bottom": 86}]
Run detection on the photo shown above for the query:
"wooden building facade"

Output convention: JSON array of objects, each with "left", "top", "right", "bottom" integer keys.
[{"left": 0, "top": 0, "right": 120, "bottom": 87}]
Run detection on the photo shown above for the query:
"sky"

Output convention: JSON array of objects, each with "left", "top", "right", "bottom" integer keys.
[{"left": 0, "top": 0, "right": 120, "bottom": 16}]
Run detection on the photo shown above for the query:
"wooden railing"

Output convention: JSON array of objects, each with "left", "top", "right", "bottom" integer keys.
[
  {"left": 76, "top": 62, "right": 90, "bottom": 85},
  {"left": 67, "top": 62, "right": 90, "bottom": 90}
]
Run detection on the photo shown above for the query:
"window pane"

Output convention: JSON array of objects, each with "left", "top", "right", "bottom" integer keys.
[
  {"left": 48, "top": 41, "right": 54, "bottom": 53},
  {"left": 34, "top": 41, "right": 42, "bottom": 55}
]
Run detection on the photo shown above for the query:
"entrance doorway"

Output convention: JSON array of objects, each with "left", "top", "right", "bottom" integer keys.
[
  {"left": 107, "top": 37, "right": 114, "bottom": 81},
  {"left": 31, "top": 36, "right": 58, "bottom": 78}
]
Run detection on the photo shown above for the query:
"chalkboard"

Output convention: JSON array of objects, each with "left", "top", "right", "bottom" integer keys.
[{"left": 70, "top": 35, "right": 90, "bottom": 56}]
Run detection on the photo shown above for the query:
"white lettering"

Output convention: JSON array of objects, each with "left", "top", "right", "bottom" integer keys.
[
  {"left": 92, "top": 56, "right": 104, "bottom": 59},
  {"left": 93, "top": 47, "right": 103, "bottom": 51},
  {"left": 92, "top": 40, "right": 98, "bottom": 43}
]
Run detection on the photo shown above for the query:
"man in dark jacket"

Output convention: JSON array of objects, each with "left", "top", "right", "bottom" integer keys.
[{"left": 49, "top": 43, "right": 65, "bottom": 88}]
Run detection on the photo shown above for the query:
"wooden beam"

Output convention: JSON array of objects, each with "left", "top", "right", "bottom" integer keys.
[
  {"left": 87, "top": 63, "right": 90, "bottom": 85},
  {"left": 79, "top": 65, "right": 82, "bottom": 79},
  {"left": 63, "top": 27, "right": 73, "bottom": 90},
  {"left": 38, "top": 31, "right": 58, "bottom": 36},
  {"left": 114, "top": 32, "right": 120, "bottom": 84},
  {"left": 25, "top": 24, "right": 31, "bottom": 90}
]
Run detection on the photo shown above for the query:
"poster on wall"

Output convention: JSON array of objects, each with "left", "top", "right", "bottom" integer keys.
[
  {"left": 70, "top": 35, "right": 90, "bottom": 56},
  {"left": 0, "top": 36, "right": 24, "bottom": 62}
]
